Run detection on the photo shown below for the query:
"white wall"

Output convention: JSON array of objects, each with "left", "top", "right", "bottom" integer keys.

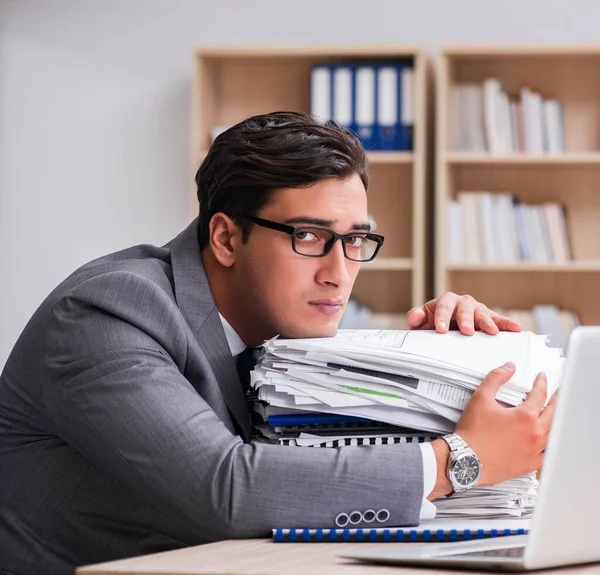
[{"left": 2, "top": 0, "right": 599, "bottom": 367}]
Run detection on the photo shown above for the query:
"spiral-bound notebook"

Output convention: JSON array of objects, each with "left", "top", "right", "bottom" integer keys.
[
  {"left": 272, "top": 519, "right": 530, "bottom": 543},
  {"left": 279, "top": 433, "right": 435, "bottom": 447}
]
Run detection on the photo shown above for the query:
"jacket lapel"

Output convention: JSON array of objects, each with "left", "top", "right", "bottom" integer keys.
[{"left": 167, "top": 218, "right": 252, "bottom": 442}]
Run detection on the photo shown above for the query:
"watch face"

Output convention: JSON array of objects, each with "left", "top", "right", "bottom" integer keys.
[{"left": 451, "top": 454, "right": 481, "bottom": 486}]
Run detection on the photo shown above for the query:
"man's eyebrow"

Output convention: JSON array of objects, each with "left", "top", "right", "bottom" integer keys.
[{"left": 284, "top": 216, "right": 372, "bottom": 231}]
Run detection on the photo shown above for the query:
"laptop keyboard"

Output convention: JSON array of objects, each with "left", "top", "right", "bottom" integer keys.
[{"left": 457, "top": 546, "right": 525, "bottom": 558}]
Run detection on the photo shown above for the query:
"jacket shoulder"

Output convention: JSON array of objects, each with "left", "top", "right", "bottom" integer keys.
[{"left": 43, "top": 243, "right": 189, "bottom": 358}]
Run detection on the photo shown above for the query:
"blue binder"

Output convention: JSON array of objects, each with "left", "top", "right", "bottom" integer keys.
[
  {"left": 331, "top": 65, "right": 355, "bottom": 134},
  {"left": 354, "top": 65, "right": 377, "bottom": 150},
  {"left": 397, "top": 63, "right": 414, "bottom": 151},
  {"left": 267, "top": 413, "right": 371, "bottom": 427},
  {"left": 309, "top": 65, "right": 332, "bottom": 123},
  {"left": 376, "top": 65, "right": 401, "bottom": 150}
]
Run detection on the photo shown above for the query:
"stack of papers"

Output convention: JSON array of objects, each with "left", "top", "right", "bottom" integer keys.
[
  {"left": 248, "top": 329, "right": 563, "bottom": 519},
  {"left": 434, "top": 473, "right": 538, "bottom": 519},
  {"left": 251, "top": 330, "right": 563, "bottom": 433}
]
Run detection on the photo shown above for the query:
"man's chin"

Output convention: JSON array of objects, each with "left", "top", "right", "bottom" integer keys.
[{"left": 279, "top": 322, "right": 340, "bottom": 340}]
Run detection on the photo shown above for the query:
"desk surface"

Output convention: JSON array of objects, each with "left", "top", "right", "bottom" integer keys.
[{"left": 76, "top": 538, "right": 600, "bottom": 575}]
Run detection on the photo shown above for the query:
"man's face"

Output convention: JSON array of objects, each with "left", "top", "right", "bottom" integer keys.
[{"left": 235, "top": 174, "right": 368, "bottom": 340}]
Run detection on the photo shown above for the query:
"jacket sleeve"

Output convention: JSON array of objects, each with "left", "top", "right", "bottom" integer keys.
[{"left": 42, "top": 271, "right": 425, "bottom": 543}]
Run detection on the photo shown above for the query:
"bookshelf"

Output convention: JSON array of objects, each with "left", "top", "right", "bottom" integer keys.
[
  {"left": 192, "top": 46, "right": 430, "bottom": 328},
  {"left": 436, "top": 46, "right": 600, "bottom": 333}
]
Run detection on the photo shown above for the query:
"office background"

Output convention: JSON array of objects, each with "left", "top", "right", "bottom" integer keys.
[{"left": 1, "top": 0, "right": 598, "bottom": 369}]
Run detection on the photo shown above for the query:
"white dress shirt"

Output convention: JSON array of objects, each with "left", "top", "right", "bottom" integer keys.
[{"left": 218, "top": 313, "right": 437, "bottom": 520}]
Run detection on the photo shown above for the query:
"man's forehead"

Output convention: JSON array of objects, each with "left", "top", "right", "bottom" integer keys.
[
  {"left": 283, "top": 215, "right": 371, "bottom": 231},
  {"left": 263, "top": 177, "right": 369, "bottom": 227}
]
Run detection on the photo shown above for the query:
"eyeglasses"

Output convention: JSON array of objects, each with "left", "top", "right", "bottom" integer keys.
[{"left": 245, "top": 216, "right": 385, "bottom": 262}]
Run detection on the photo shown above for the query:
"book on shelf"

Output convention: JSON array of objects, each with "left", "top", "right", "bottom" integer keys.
[
  {"left": 451, "top": 79, "right": 565, "bottom": 155},
  {"left": 310, "top": 60, "right": 415, "bottom": 151},
  {"left": 448, "top": 192, "right": 572, "bottom": 264}
]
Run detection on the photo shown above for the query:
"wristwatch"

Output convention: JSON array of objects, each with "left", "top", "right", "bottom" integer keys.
[{"left": 442, "top": 433, "right": 482, "bottom": 495}]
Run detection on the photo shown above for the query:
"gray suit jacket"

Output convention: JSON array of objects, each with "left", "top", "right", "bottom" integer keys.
[{"left": 0, "top": 218, "right": 424, "bottom": 575}]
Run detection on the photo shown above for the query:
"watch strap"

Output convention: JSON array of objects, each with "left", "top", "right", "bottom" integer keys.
[{"left": 442, "top": 433, "right": 468, "bottom": 453}]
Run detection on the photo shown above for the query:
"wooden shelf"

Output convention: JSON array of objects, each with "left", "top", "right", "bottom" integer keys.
[
  {"left": 447, "top": 262, "right": 600, "bottom": 272},
  {"left": 447, "top": 152, "right": 600, "bottom": 165},
  {"left": 192, "top": 45, "right": 431, "bottom": 319},
  {"left": 436, "top": 46, "right": 600, "bottom": 330},
  {"left": 194, "top": 44, "right": 424, "bottom": 58},
  {"left": 361, "top": 258, "right": 413, "bottom": 271},
  {"left": 366, "top": 151, "right": 414, "bottom": 164},
  {"left": 442, "top": 45, "right": 600, "bottom": 57}
]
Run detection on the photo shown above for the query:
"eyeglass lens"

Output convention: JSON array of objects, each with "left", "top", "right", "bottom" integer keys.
[{"left": 292, "top": 228, "right": 378, "bottom": 261}]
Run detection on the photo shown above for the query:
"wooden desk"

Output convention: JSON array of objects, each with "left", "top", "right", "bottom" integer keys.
[
  {"left": 75, "top": 539, "right": 445, "bottom": 575},
  {"left": 76, "top": 538, "right": 600, "bottom": 575}
]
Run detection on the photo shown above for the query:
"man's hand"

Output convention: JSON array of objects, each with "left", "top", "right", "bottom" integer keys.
[
  {"left": 407, "top": 292, "right": 522, "bottom": 336},
  {"left": 428, "top": 362, "right": 557, "bottom": 499}
]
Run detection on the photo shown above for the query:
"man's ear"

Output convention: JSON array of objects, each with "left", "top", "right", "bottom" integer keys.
[{"left": 208, "top": 213, "right": 242, "bottom": 268}]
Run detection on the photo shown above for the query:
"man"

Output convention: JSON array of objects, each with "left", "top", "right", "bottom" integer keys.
[{"left": 0, "top": 112, "right": 554, "bottom": 575}]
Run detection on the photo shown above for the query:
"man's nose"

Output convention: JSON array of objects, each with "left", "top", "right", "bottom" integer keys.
[{"left": 315, "top": 239, "right": 352, "bottom": 288}]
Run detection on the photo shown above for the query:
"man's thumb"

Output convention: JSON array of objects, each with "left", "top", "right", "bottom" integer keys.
[{"left": 478, "top": 362, "right": 515, "bottom": 397}]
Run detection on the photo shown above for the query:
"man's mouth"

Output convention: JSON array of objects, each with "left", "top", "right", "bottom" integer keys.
[{"left": 308, "top": 299, "right": 345, "bottom": 315}]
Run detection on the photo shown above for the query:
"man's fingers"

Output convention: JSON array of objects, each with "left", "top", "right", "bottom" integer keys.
[
  {"left": 407, "top": 307, "right": 428, "bottom": 329},
  {"left": 434, "top": 292, "right": 459, "bottom": 333},
  {"left": 539, "top": 394, "right": 558, "bottom": 428},
  {"left": 492, "top": 314, "right": 522, "bottom": 333},
  {"left": 455, "top": 299, "right": 477, "bottom": 335},
  {"left": 474, "top": 307, "right": 499, "bottom": 335},
  {"left": 478, "top": 362, "right": 516, "bottom": 398},
  {"left": 523, "top": 372, "right": 548, "bottom": 414}
]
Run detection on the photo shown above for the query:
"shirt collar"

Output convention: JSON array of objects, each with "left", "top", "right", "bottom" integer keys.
[{"left": 218, "top": 313, "right": 246, "bottom": 357}]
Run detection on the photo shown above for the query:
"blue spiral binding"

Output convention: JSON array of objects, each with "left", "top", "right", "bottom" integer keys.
[{"left": 273, "top": 523, "right": 528, "bottom": 543}]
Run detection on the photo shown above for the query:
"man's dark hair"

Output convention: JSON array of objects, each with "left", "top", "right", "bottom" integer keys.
[{"left": 195, "top": 111, "right": 369, "bottom": 249}]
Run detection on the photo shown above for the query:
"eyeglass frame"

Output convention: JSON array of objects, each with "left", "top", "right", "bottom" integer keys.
[{"left": 244, "top": 216, "right": 385, "bottom": 262}]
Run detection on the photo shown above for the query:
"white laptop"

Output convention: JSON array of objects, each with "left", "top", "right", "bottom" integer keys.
[{"left": 341, "top": 326, "right": 600, "bottom": 571}]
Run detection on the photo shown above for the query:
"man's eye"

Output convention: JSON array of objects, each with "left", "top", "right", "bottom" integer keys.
[
  {"left": 295, "top": 231, "right": 319, "bottom": 242},
  {"left": 346, "top": 235, "right": 366, "bottom": 247}
]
